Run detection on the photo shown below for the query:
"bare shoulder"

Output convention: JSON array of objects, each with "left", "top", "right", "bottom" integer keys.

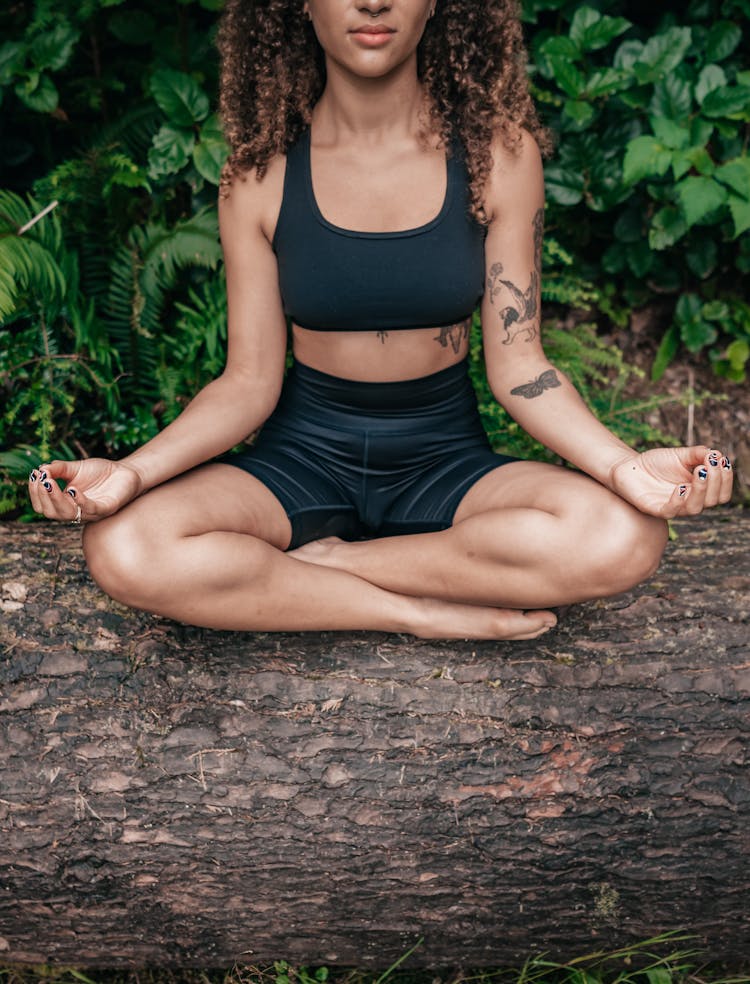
[
  {"left": 483, "top": 128, "right": 545, "bottom": 224},
  {"left": 218, "top": 153, "right": 287, "bottom": 245}
]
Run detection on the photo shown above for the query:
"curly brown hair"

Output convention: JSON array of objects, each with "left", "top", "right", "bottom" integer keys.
[{"left": 217, "top": 0, "right": 552, "bottom": 220}]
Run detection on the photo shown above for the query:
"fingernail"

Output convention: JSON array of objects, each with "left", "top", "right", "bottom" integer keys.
[
  {"left": 66, "top": 488, "right": 76, "bottom": 498},
  {"left": 723, "top": 458, "right": 732, "bottom": 471},
  {"left": 708, "top": 453, "right": 719, "bottom": 467},
  {"left": 697, "top": 467, "right": 708, "bottom": 481},
  {"left": 40, "top": 471, "right": 47, "bottom": 481},
  {"left": 30, "top": 470, "right": 38, "bottom": 482},
  {"left": 43, "top": 481, "right": 53, "bottom": 492},
  {"left": 679, "top": 485, "right": 688, "bottom": 497}
]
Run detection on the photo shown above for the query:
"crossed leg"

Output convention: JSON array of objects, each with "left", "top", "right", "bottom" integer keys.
[
  {"left": 82, "top": 463, "right": 560, "bottom": 640},
  {"left": 289, "top": 461, "right": 669, "bottom": 609}
]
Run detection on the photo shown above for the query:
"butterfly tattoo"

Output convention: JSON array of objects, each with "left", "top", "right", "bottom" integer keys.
[{"left": 510, "top": 369, "right": 561, "bottom": 399}]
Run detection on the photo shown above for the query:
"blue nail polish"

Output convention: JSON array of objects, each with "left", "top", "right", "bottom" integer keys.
[
  {"left": 43, "top": 481, "right": 53, "bottom": 492},
  {"left": 698, "top": 468, "right": 708, "bottom": 481},
  {"left": 66, "top": 488, "right": 76, "bottom": 498},
  {"left": 723, "top": 459, "right": 732, "bottom": 471},
  {"left": 679, "top": 485, "right": 688, "bottom": 497},
  {"left": 30, "top": 471, "right": 37, "bottom": 482},
  {"left": 709, "top": 456, "right": 719, "bottom": 467},
  {"left": 40, "top": 471, "right": 47, "bottom": 481}
]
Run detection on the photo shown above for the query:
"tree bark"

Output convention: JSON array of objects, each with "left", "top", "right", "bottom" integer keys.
[{"left": 1, "top": 516, "right": 749, "bottom": 968}]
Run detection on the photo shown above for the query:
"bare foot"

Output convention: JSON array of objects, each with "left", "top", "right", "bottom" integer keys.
[
  {"left": 290, "top": 537, "right": 557, "bottom": 640},
  {"left": 412, "top": 596, "right": 557, "bottom": 640}
]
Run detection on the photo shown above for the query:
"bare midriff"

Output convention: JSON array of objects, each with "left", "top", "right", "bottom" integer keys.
[{"left": 292, "top": 319, "right": 472, "bottom": 382}]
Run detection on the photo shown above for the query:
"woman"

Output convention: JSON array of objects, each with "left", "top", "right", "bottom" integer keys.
[{"left": 28, "top": 0, "right": 732, "bottom": 640}]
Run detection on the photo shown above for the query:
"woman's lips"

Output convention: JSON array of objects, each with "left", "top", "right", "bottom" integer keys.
[{"left": 350, "top": 25, "right": 396, "bottom": 46}]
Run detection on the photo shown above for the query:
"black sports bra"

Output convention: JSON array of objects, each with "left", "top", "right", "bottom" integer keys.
[{"left": 272, "top": 129, "right": 486, "bottom": 333}]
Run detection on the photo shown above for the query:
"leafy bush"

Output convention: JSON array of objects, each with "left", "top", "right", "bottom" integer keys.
[
  {"left": 526, "top": 0, "right": 750, "bottom": 380},
  {"left": 0, "top": 0, "right": 747, "bottom": 517}
]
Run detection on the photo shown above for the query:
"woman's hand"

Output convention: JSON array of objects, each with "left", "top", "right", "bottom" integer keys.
[
  {"left": 609, "top": 446, "right": 733, "bottom": 518},
  {"left": 28, "top": 458, "right": 144, "bottom": 524}
]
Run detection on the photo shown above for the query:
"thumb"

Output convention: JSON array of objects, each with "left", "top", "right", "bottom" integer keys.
[
  {"left": 674, "top": 445, "right": 709, "bottom": 469},
  {"left": 42, "top": 459, "right": 84, "bottom": 483}
]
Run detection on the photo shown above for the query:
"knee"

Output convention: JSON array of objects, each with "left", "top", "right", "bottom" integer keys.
[
  {"left": 587, "top": 502, "right": 668, "bottom": 597},
  {"left": 82, "top": 511, "right": 162, "bottom": 609}
]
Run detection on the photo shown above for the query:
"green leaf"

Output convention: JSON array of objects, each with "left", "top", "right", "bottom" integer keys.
[
  {"left": 685, "top": 237, "right": 718, "bottom": 279},
  {"left": 633, "top": 27, "right": 692, "bottom": 84},
  {"left": 613, "top": 39, "right": 644, "bottom": 71},
  {"left": 675, "top": 175, "right": 728, "bottom": 226},
  {"left": 649, "top": 117, "right": 689, "bottom": 151},
  {"left": 625, "top": 240, "right": 654, "bottom": 277},
  {"left": 649, "top": 74, "right": 693, "bottom": 119},
  {"left": 0, "top": 41, "right": 24, "bottom": 84},
  {"left": 726, "top": 339, "right": 750, "bottom": 369},
  {"left": 701, "top": 85, "right": 750, "bottom": 119},
  {"left": 30, "top": 24, "right": 80, "bottom": 72},
  {"left": 108, "top": 10, "right": 157, "bottom": 44},
  {"left": 149, "top": 69, "right": 210, "bottom": 127},
  {"left": 651, "top": 324, "right": 680, "bottom": 380},
  {"left": 584, "top": 68, "right": 629, "bottom": 99},
  {"left": 728, "top": 194, "right": 750, "bottom": 236},
  {"left": 695, "top": 64, "right": 727, "bottom": 105},
  {"left": 649, "top": 206, "right": 688, "bottom": 249},
  {"left": 715, "top": 157, "right": 750, "bottom": 199},
  {"left": 563, "top": 100, "right": 594, "bottom": 126},
  {"left": 622, "top": 136, "right": 671, "bottom": 185},
  {"left": 671, "top": 146, "right": 715, "bottom": 181},
  {"left": 569, "top": 7, "right": 631, "bottom": 53},
  {"left": 14, "top": 73, "right": 58, "bottom": 113},
  {"left": 702, "top": 299, "right": 730, "bottom": 322},
  {"left": 547, "top": 56, "right": 585, "bottom": 98},
  {"left": 193, "top": 136, "right": 228, "bottom": 185},
  {"left": 681, "top": 316, "right": 717, "bottom": 352},
  {"left": 538, "top": 35, "right": 579, "bottom": 62},
  {"left": 690, "top": 117, "right": 714, "bottom": 147},
  {"left": 543, "top": 164, "right": 585, "bottom": 205},
  {"left": 705, "top": 20, "right": 742, "bottom": 62},
  {"left": 148, "top": 123, "right": 196, "bottom": 178}
]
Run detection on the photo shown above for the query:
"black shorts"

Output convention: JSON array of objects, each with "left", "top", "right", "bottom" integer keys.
[{"left": 220, "top": 359, "right": 516, "bottom": 549}]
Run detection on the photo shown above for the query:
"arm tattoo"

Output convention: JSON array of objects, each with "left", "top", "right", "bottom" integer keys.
[
  {"left": 487, "top": 207, "right": 544, "bottom": 346},
  {"left": 510, "top": 369, "right": 561, "bottom": 400},
  {"left": 434, "top": 317, "right": 471, "bottom": 353}
]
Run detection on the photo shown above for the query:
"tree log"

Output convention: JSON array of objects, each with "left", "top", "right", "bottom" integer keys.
[{"left": 1, "top": 516, "right": 749, "bottom": 968}]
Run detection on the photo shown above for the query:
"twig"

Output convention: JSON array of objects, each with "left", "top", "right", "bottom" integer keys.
[{"left": 18, "top": 200, "right": 59, "bottom": 236}]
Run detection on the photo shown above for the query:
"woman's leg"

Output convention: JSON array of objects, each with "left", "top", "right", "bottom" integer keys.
[
  {"left": 290, "top": 461, "right": 669, "bottom": 608},
  {"left": 82, "top": 463, "right": 557, "bottom": 639}
]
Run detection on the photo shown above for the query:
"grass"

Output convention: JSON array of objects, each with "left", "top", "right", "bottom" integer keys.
[{"left": 1, "top": 934, "right": 749, "bottom": 984}]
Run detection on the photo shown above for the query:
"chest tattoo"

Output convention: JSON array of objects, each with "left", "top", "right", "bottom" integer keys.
[{"left": 487, "top": 208, "right": 544, "bottom": 346}]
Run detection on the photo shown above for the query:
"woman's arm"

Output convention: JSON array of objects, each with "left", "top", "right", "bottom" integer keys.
[
  {"left": 480, "top": 130, "right": 733, "bottom": 516},
  {"left": 122, "top": 162, "right": 288, "bottom": 493},
  {"left": 30, "top": 161, "right": 289, "bottom": 522}
]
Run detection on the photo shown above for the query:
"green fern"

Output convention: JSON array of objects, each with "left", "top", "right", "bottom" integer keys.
[{"left": 0, "top": 192, "right": 68, "bottom": 320}]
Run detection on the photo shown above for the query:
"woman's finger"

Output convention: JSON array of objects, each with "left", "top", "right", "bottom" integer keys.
[
  {"left": 37, "top": 472, "right": 80, "bottom": 522},
  {"left": 701, "top": 449, "right": 724, "bottom": 508},
  {"left": 28, "top": 468, "right": 45, "bottom": 515},
  {"left": 662, "top": 481, "right": 691, "bottom": 518},
  {"left": 683, "top": 461, "right": 709, "bottom": 516},
  {"left": 719, "top": 454, "right": 734, "bottom": 504}
]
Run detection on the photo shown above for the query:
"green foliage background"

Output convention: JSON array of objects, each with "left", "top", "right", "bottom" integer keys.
[{"left": 0, "top": 0, "right": 748, "bottom": 516}]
